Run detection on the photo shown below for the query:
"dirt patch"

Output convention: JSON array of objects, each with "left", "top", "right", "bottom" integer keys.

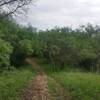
[{"left": 22, "top": 74, "right": 50, "bottom": 100}]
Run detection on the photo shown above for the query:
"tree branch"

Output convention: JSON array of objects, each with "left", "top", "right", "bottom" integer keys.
[{"left": 0, "top": 0, "right": 17, "bottom": 6}]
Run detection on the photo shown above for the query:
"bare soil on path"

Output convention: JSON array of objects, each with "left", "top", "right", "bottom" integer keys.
[{"left": 22, "top": 58, "right": 51, "bottom": 100}]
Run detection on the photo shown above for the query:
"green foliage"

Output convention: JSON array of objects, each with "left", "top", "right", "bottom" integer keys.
[
  {"left": 0, "top": 69, "right": 35, "bottom": 100},
  {"left": 19, "top": 39, "right": 33, "bottom": 56},
  {"left": 0, "top": 17, "right": 100, "bottom": 72},
  {"left": 38, "top": 29, "right": 100, "bottom": 71},
  {"left": 0, "top": 39, "right": 13, "bottom": 71},
  {"left": 51, "top": 72, "right": 100, "bottom": 100},
  {"left": 10, "top": 39, "right": 33, "bottom": 67},
  {"left": 48, "top": 77, "right": 67, "bottom": 100}
]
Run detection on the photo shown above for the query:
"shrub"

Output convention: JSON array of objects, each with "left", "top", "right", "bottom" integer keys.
[
  {"left": 11, "top": 39, "right": 33, "bottom": 67},
  {"left": 0, "top": 39, "right": 13, "bottom": 71}
]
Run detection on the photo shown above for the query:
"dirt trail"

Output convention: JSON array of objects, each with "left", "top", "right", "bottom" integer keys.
[
  {"left": 22, "top": 58, "right": 51, "bottom": 100},
  {"left": 22, "top": 58, "right": 70, "bottom": 100}
]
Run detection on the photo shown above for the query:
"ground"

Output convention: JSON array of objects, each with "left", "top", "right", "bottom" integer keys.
[
  {"left": 22, "top": 58, "right": 69, "bottom": 100},
  {"left": 22, "top": 59, "right": 50, "bottom": 100},
  {"left": 0, "top": 59, "right": 100, "bottom": 100}
]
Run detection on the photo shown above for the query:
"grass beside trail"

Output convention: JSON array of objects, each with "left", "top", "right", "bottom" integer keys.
[
  {"left": 0, "top": 69, "right": 35, "bottom": 100},
  {"left": 51, "top": 72, "right": 100, "bottom": 100},
  {"left": 48, "top": 77, "right": 64, "bottom": 100}
]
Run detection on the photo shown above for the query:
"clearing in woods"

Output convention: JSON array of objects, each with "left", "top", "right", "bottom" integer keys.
[{"left": 22, "top": 58, "right": 69, "bottom": 100}]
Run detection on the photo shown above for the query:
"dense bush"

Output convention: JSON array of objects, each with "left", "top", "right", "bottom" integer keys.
[
  {"left": 10, "top": 39, "right": 33, "bottom": 67},
  {"left": 0, "top": 39, "right": 13, "bottom": 71},
  {"left": 38, "top": 28, "right": 100, "bottom": 71}
]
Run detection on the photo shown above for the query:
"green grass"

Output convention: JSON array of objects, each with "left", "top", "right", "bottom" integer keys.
[
  {"left": 50, "top": 72, "right": 100, "bottom": 100},
  {"left": 0, "top": 69, "right": 35, "bottom": 100},
  {"left": 48, "top": 77, "right": 65, "bottom": 100},
  {"left": 1, "top": 60, "right": 100, "bottom": 100}
]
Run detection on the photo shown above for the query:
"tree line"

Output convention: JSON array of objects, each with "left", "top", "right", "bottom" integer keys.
[{"left": 0, "top": 17, "right": 100, "bottom": 73}]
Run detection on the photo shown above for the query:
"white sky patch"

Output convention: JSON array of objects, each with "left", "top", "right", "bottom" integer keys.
[{"left": 17, "top": 0, "right": 100, "bottom": 30}]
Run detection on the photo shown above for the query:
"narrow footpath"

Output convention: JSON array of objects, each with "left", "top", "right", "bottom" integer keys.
[{"left": 22, "top": 58, "right": 70, "bottom": 100}]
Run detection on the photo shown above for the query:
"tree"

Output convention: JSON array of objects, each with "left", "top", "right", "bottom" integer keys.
[
  {"left": 11, "top": 39, "right": 33, "bottom": 67},
  {"left": 0, "top": 39, "right": 13, "bottom": 71},
  {"left": 0, "top": 0, "right": 35, "bottom": 17},
  {"left": 19, "top": 39, "right": 33, "bottom": 56}
]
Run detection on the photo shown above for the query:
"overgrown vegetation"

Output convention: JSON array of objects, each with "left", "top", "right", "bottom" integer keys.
[
  {"left": 0, "top": 69, "right": 35, "bottom": 100},
  {"left": 0, "top": 17, "right": 100, "bottom": 99},
  {"left": 51, "top": 72, "right": 100, "bottom": 100},
  {"left": 1, "top": 17, "right": 100, "bottom": 72}
]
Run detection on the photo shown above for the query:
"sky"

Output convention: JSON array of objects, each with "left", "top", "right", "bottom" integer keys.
[{"left": 17, "top": 0, "right": 100, "bottom": 30}]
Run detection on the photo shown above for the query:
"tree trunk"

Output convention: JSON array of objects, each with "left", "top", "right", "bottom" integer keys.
[{"left": 96, "top": 64, "right": 100, "bottom": 74}]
